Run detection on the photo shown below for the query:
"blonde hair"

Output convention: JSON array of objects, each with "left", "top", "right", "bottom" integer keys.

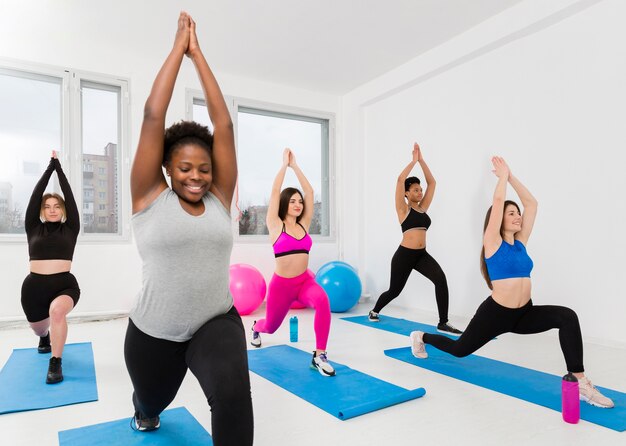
[{"left": 40, "top": 193, "right": 66, "bottom": 223}]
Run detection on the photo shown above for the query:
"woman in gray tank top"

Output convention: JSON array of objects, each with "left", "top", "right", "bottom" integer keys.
[{"left": 123, "top": 12, "right": 253, "bottom": 444}]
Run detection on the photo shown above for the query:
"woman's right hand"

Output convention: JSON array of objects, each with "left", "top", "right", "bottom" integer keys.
[
  {"left": 51, "top": 150, "right": 57, "bottom": 159},
  {"left": 491, "top": 156, "right": 510, "bottom": 179},
  {"left": 412, "top": 142, "right": 421, "bottom": 163},
  {"left": 282, "top": 148, "right": 291, "bottom": 167},
  {"left": 174, "top": 11, "right": 190, "bottom": 52}
]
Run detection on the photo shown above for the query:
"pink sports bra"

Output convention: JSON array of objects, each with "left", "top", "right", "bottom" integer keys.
[{"left": 273, "top": 222, "right": 312, "bottom": 258}]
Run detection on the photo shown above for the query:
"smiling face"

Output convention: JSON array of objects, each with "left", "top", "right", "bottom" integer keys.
[
  {"left": 167, "top": 143, "right": 212, "bottom": 203},
  {"left": 502, "top": 203, "right": 522, "bottom": 234},
  {"left": 287, "top": 192, "right": 304, "bottom": 218},
  {"left": 42, "top": 196, "right": 63, "bottom": 222}
]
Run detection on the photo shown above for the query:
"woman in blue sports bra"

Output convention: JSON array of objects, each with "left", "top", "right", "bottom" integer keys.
[
  {"left": 409, "top": 156, "right": 614, "bottom": 409},
  {"left": 250, "top": 149, "right": 335, "bottom": 377},
  {"left": 369, "top": 143, "right": 463, "bottom": 335}
]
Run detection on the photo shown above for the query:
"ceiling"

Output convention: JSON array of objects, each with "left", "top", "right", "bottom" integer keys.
[
  {"left": 2, "top": 0, "right": 527, "bottom": 95},
  {"left": 187, "top": 0, "right": 527, "bottom": 94}
]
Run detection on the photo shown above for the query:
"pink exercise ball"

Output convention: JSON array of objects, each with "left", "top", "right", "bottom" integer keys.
[{"left": 229, "top": 264, "right": 267, "bottom": 315}]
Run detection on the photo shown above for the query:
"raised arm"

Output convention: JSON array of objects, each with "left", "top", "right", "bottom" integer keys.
[
  {"left": 415, "top": 143, "right": 436, "bottom": 212},
  {"left": 483, "top": 156, "right": 509, "bottom": 258},
  {"left": 509, "top": 172, "right": 537, "bottom": 245},
  {"left": 395, "top": 145, "right": 418, "bottom": 221},
  {"left": 266, "top": 149, "right": 290, "bottom": 233},
  {"left": 288, "top": 151, "right": 314, "bottom": 230},
  {"left": 187, "top": 17, "right": 236, "bottom": 210},
  {"left": 52, "top": 155, "right": 80, "bottom": 233},
  {"left": 25, "top": 156, "right": 55, "bottom": 232},
  {"left": 131, "top": 12, "right": 190, "bottom": 214}
]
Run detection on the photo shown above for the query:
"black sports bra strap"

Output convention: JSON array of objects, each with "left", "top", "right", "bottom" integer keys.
[{"left": 281, "top": 222, "right": 286, "bottom": 233}]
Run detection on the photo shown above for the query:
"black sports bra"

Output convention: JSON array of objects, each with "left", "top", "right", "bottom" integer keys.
[{"left": 401, "top": 207, "right": 431, "bottom": 233}]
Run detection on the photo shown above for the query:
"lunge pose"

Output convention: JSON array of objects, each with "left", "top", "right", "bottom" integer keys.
[
  {"left": 251, "top": 148, "right": 335, "bottom": 377},
  {"left": 124, "top": 13, "right": 253, "bottom": 443},
  {"left": 369, "top": 143, "right": 462, "bottom": 335},
  {"left": 410, "top": 156, "right": 614, "bottom": 408},
  {"left": 22, "top": 150, "right": 80, "bottom": 384}
]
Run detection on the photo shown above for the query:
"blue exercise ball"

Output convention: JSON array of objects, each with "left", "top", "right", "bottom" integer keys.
[{"left": 315, "top": 261, "right": 362, "bottom": 313}]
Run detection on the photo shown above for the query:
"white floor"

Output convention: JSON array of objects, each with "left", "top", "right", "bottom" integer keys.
[{"left": 0, "top": 303, "right": 624, "bottom": 446}]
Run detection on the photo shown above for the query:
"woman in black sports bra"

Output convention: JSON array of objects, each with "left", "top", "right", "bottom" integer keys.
[{"left": 369, "top": 143, "right": 462, "bottom": 335}]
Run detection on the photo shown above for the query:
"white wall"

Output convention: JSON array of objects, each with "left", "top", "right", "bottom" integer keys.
[
  {"left": 0, "top": 2, "right": 340, "bottom": 320},
  {"left": 341, "top": 0, "right": 626, "bottom": 345}
]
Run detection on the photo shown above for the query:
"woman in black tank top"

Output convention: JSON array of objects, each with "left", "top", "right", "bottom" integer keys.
[{"left": 369, "top": 143, "right": 463, "bottom": 335}]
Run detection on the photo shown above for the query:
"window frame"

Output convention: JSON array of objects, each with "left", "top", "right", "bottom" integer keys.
[
  {"left": 0, "top": 59, "right": 130, "bottom": 243},
  {"left": 185, "top": 90, "right": 336, "bottom": 244}
]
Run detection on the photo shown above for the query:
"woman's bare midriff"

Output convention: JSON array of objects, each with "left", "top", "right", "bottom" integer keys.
[
  {"left": 400, "top": 229, "right": 427, "bottom": 249},
  {"left": 491, "top": 277, "right": 532, "bottom": 308},
  {"left": 274, "top": 254, "right": 309, "bottom": 278},
  {"left": 30, "top": 259, "right": 72, "bottom": 275}
]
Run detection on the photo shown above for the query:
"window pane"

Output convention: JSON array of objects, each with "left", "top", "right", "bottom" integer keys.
[
  {"left": 81, "top": 82, "right": 120, "bottom": 234},
  {"left": 237, "top": 107, "right": 329, "bottom": 236},
  {"left": 0, "top": 71, "right": 62, "bottom": 234},
  {"left": 192, "top": 98, "right": 214, "bottom": 132}
]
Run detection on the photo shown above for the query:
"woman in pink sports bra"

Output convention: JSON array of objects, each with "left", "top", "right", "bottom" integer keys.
[{"left": 250, "top": 148, "right": 335, "bottom": 377}]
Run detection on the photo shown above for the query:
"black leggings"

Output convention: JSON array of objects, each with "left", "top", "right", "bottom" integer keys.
[
  {"left": 373, "top": 245, "right": 449, "bottom": 324},
  {"left": 423, "top": 296, "right": 584, "bottom": 373},
  {"left": 124, "top": 306, "right": 253, "bottom": 446}
]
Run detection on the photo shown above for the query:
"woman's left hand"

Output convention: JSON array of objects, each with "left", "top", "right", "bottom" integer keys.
[
  {"left": 186, "top": 16, "right": 200, "bottom": 57},
  {"left": 51, "top": 150, "right": 58, "bottom": 159},
  {"left": 412, "top": 142, "right": 421, "bottom": 163}
]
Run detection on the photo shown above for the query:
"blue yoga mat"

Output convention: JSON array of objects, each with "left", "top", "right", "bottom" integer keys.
[
  {"left": 0, "top": 342, "right": 98, "bottom": 415},
  {"left": 248, "top": 344, "right": 425, "bottom": 420},
  {"left": 385, "top": 346, "right": 626, "bottom": 432},
  {"left": 58, "top": 406, "right": 213, "bottom": 445},
  {"left": 341, "top": 314, "right": 458, "bottom": 338}
]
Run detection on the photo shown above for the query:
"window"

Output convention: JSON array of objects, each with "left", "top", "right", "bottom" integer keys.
[
  {"left": 81, "top": 81, "right": 121, "bottom": 234},
  {"left": 0, "top": 61, "right": 129, "bottom": 240},
  {"left": 0, "top": 68, "right": 62, "bottom": 234},
  {"left": 188, "top": 93, "right": 334, "bottom": 239}
]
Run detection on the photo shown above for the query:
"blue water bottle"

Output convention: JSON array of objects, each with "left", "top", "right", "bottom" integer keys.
[{"left": 289, "top": 316, "right": 298, "bottom": 342}]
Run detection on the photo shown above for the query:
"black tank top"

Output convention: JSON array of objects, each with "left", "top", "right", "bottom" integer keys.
[{"left": 401, "top": 207, "right": 431, "bottom": 233}]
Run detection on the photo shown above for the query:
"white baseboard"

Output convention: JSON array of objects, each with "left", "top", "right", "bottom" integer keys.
[{"left": 0, "top": 311, "right": 129, "bottom": 330}]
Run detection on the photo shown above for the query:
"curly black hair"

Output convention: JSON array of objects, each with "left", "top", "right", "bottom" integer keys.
[
  {"left": 162, "top": 120, "right": 214, "bottom": 166},
  {"left": 404, "top": 176, "right": 421, "bottom": 192}
]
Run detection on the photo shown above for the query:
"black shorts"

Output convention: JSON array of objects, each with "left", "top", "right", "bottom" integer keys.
[{"left": 21, "top": 272, "right": 80, "bottom": 322}]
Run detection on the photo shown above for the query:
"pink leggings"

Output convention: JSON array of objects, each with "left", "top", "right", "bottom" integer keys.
[{"left": 254, "top": 270, "right": 331, "bottom": 350}]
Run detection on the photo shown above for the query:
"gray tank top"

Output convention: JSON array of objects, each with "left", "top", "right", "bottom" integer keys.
[{"left": 130, "top": 188, "right": 233, "bottom": 341}]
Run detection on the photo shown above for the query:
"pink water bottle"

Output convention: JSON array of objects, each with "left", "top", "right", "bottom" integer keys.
[{"left": 562, "top": 373, "right": 580, "bottom": 424}]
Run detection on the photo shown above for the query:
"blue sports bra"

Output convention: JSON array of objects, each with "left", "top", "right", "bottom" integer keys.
[{"left": 485, "top": 239, "right": 533, "bottom": 281}]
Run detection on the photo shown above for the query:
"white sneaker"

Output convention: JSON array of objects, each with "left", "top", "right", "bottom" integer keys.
[
  {"left": 311, "top": 351, "right": 336, "bottom": 377},
  {"left": 579, "top": 377, "right": 614, "bottom": 408},
  {"left": 410, "top": 331, "right": 428, "bottom": 359},
  {"left": 250, "top": 322, "right": 261, "bottom": 348}
]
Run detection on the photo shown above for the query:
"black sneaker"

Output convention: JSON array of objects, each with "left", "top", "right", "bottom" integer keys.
[
  {"left": 368, "top": 311, "right": 380, "bottom": 322},
  {"left": 437, "top": 322, "right": 463, "bottom": 336},
  {"left": 38, "top": 333, "right": 51, "bottom": 354},
  {"left": 131, "top": 411, "right": 161, "bottom": 432},
  {"left": 46, "top": 356, "right": 63, "bottom": 384}
]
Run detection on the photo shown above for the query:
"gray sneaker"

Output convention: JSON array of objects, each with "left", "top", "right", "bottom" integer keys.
[{"left": 132, "top": 411, "right": 160, "bottom": 431}]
